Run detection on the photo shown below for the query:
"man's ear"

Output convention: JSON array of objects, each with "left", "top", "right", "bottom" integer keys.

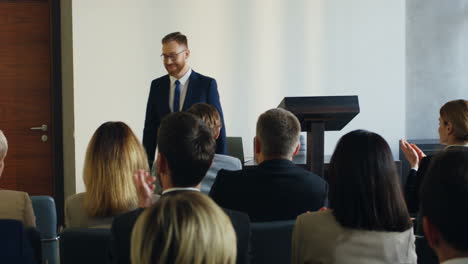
[
  {"left": 157, "top": 153, "right": 168, "bottom": 176},
  {"left": 215, "top": 127, "right": 221, "bottom": 140},
  {"left": 254, "top": 136, "right": 261, "bottom": 154},
  {"left": 184, "top": 49, "right": 190, "bottom": 59},
  {"left": 446, "top": 121, "right": 454, "bottom": 136},
  {"left": 423, "top": 217, "right": 441, "bottom": 249},
  {"left": 292, "top": 142, "right": 300, "bottom": 156}
]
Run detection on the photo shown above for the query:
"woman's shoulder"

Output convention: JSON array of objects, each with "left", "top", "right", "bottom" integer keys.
[
  {"left": 298, "top": 210, "right": 335, "bottom": 222},
  {"left": 296, "top": 210, "right": 341, "bottom": 232},
  {"left": 65, "top": 192, "right": 86, "bottom": 207},
  {"left": 0, "top": 189, "right": 29, "bottom": 199},
  {"left": 214, "top": 154, "right": 242, "bottom": 169}
]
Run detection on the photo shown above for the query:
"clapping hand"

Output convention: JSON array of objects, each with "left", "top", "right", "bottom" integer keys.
[
  {"left": 133, "top": 169, "right": 156, "bottom": 208},
  {"left": 400, "top": 139, "right": 426, "bottom": 169}
]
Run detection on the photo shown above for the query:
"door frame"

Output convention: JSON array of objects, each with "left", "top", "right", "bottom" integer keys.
[{"left": 51, "top": 0, "right": 65, "bottom": 226}]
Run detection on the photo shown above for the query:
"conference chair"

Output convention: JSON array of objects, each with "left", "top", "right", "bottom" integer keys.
[
  {"left": 415, "top": 235, "right": 438, "bottom": 264},
  {"left": 251, "top": 220, "right": 295, "bottom": 264},
  {"left": 30, "top": 195, "right": 59, "bottom": 264},
  {"left": 226, "top": 136, "right": 245, "bottom": 164},
  {"left": 60, "top": 228, "right": 112, "bottom": 264},
  {"left": 25, "top": 227, "right": 42, "bottom": 263},
  {"left": 0, "top": 219, "right": 36, "bottom": 264}
]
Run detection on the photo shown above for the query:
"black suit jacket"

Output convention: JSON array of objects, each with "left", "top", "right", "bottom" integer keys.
[
  {"left": 109, "top": 194, "right": 251, "bottom": 264},
  {"left": 142, "top": 70, "right": 226, "bottom": 166},
  {"left": 405, "top": 156, "right": 432, "bottom": 214},
  {"left": 209, "top": 159, "right": 329, "bottom": 222}
]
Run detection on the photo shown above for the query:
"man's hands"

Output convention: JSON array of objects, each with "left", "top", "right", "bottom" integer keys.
[
  {"left": 400, "top": 139, "right": 426, "bottom": 170},
  {"left": 133, "top": 169, "right": 156, "bottom": 208}
]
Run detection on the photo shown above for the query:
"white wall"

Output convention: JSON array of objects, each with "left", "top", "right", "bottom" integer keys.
[{"left": 70, "top": 0, "right": 406, "bottom": 193}]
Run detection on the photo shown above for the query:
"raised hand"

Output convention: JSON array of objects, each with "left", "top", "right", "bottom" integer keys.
[
  {"left": 410, "top": 143, "right": 426, "bottom": 166},
  {"left": 400, "top": 139, "right": 419, "bottom": 169},
  {"left": 133, "top": 169, "right": 156, "bottom": 208}
]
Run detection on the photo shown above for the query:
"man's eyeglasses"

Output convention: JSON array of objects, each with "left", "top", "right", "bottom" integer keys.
[{"left": 160, "top": 50, "right": 187, "bottom": 61}]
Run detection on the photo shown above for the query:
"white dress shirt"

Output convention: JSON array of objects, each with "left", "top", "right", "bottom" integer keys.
[
  {"left": 162, "top": 187, "right": 200, "bottom": 195},
  {"left": 169, "top": 68, "right": 192, "bottom": 112}
]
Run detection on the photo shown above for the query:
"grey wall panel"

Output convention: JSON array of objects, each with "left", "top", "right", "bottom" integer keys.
[{"left": 406, "top": 0, "right": 468, "bottom": 139}]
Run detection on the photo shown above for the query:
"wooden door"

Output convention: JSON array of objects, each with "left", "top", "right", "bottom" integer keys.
[{"left": 0, "top": 0, "right": 54, "bottom": 196}]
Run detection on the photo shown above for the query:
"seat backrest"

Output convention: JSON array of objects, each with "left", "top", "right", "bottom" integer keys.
[
  {"left": 415, "top": 235, "right": 438, "bottom": 264},
  {"left": 30, "top": 195, "right": 59, "bottom": 264},
  {"left": 60, "top": 228, "right": 112, "bottom": 264},
  {"left": 251, "top": 220, "right": 295, "bottom": 264},
  {"left": 226, "top": 137, "right": 244, "bottom": 164},
  {"left": 0, "top": 219, "right": 36, "bottom": 264},
  {"left": 30, "top": 195, "right": 57, "bottom": 239}
]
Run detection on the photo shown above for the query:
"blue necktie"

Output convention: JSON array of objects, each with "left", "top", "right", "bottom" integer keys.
[{"left": 173, "top": 80, "right": 181, "bottom": 112}]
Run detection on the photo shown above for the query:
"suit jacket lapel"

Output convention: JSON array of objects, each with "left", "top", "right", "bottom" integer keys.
[
  {"left": 182, "top": 70, "right": 198, "bottom": 111},
  {"left": 160, "top": 75, "right": 171, "bottom": 115}
]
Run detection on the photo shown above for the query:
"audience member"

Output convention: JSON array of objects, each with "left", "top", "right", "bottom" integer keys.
[
  {"left": 131, "top": 191, "right": 237, "bottom": 264},
  {"left": 209, "top": 108, "right": 328, "bottom": 221},
  {"left": 292, "top": 130, "right": 416, "bottom": 264},
  {"left": 186, "top": 103, "right": 242, "bottom": 193},
  {"left": 420, "top": 148, "right": 468, "bottom": 264},
  {"left": 110, "top": 112, "right": 250, "bottom": 264},
  {"left": 65, "top": 122, "right": 150, "bottom": 228},
  {"left": 401, "top": 99, "right": 468, "bottom": 214},
  {"left": 0, "top": 130, "right": 36, "bottom": 227}
]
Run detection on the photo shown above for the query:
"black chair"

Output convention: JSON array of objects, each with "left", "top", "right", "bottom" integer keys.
[
  {"left": 226, "top": 136, "right": 245, "bottom": 164},
  {"left": 60, "top": 228, "right": 112, "bottom": 264},
  {"left": 251, "top": 220, "right": 295, "bottom": 264},
  {"left": 415, "top": 235, "right": 438, "bottom": 264},
  {"left": 0, "top": 219, "right": 37, "bottom": 264},
  {"left": 25, "top": 227, "right": 42, "bottom": 264}
]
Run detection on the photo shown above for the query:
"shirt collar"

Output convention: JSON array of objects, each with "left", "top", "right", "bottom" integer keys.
[
  {"left": 169, "top": 68, "right": 192, "bottom": 86},
  {"left": 162, "top": 187, "right": 200, "bottom": 195},
  {"left": 445, "top": 144, "right": 468, "bottom": 148}
]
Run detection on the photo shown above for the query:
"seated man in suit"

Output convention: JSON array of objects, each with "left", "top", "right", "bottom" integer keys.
[
  {"left": 210, "top": 108, "right": 329, "bottom": 222},
  {"left": 420, "top": 148, "right": 468, "bottom": 264},
  {"left": 110, "top": 112, "right": 250, "bottom": 264},
  {"left": 187, "top": 103, "right": 242, "bottom": 194}
]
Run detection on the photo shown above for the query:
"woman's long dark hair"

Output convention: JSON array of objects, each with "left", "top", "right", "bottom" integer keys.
[{"left": 329, "top": 130, "right": 412, "bottom": 231}]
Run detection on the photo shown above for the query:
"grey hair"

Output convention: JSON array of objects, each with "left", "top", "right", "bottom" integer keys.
[
  {"left": 0, "top": 130, "right": 8, "bottom": 159},
  {"left": 256, "top": 108, "right": 301, "bottom": 158}
]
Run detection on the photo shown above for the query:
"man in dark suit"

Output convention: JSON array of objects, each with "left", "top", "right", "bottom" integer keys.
[
  {"left": 110, "top": 112, "right": 250, "bottom": 264},
  {"left": 143, "top": 32, "right": 226, "bottom": 167},
  {"left": 420, "top": 148, "right": 468, "bottom": 264},
  {"left": 210, "top": 108, "right": 329, "bottom": 222}
]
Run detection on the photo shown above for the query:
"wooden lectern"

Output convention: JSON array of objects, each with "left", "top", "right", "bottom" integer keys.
[{"left": 278, "top": 96, "right": 359, "bottom": 177}]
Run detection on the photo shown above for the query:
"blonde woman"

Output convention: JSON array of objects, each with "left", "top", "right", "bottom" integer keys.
[
  {"left": 65, "top": 122, "right": 150, "bottom": 228},
  {"left": 401, "top": 99, "right": 468, "bottom": 213},
  {"left": 131, "top": 191, "right": 237, "bottom": 264},
  {"left": 0, "top": 130, "right": 36, "bottom": 227}
]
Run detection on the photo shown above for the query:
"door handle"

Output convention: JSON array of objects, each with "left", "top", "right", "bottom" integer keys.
[{"left": 30, "top": 124, "right": 48, "bottom": 131}]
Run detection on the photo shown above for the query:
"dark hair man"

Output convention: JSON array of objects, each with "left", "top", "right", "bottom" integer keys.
[
  {"left": 110, "top": 112, "right": 250, "bottom": 264},
  {"left": 142, "top": 32, "right": 226, "bottom": 168},
  {"left": 421, "top": 147, "right": 468, "bottom": 264}
]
